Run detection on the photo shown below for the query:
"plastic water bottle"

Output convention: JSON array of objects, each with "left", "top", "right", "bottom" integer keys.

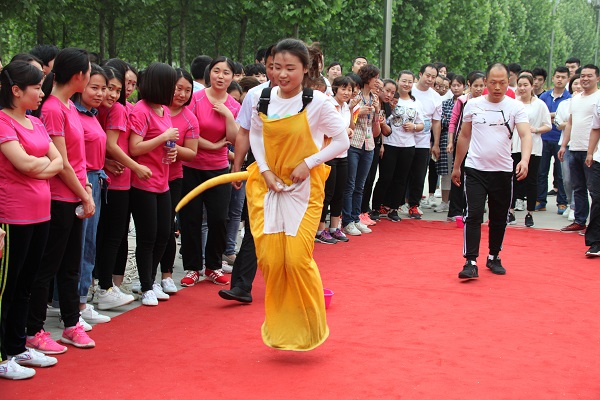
[
  {"left": 75, "top": 205, "right": 84, "bottom": 217},
  {"left": 162, "top": 140, "right": 176, "bottom": 164}
]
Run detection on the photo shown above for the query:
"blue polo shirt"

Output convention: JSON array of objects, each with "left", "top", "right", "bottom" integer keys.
[{"left": 539, "top": 89, "right": 571, "bottom": 142}]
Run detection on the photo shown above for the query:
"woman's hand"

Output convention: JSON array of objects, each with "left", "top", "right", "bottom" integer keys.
[
  {"left": 165, "top": 145, "right": 178, "bottom": 163},
  {"left": 213, "top": 103, "right": 234, "bottom": 119},
  {"left": 447, "top": 141, "right": 454, "bottom": 154},
  {"left": 161, "top": 128, "right": 179, "bottom": 142},
  {"left": 402, "top": 122, "right": 415, "bottom": 132},
  {"left": 347, "top": 127, "right": 354, "bottom": 139},
  {"left": 290, "top": 161, "right": 310, "bottom": 184},
  {"left": 262, "top": 170, "right": 285, "bottom": 193},
  {"left": 104, "top": 159, "right": 125, "bottom": 176},
  {"left": 134, "top": 164, "right": 152, "bottom": 180},
  {"left": 79, "top": 190, "right": 96, "bottom": 219},
  {"left": 0, "top": 226, "right": 5, "bottom": 258}
]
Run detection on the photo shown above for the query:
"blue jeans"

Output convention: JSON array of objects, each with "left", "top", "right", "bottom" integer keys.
[
  {"left": 537, "top": 140, "right": 568, "bottom": 206},
  {"left": 78, "top": 170, "right": 106, "bottom": 303},
  {"left": 569, "top": 150, "right": 590, "bottom": 225},
  {"left": 343, "top": 145, "right": 374, "bottom": 226},
  {"left": 561, "top": 148, "right": 573, "bottom": 207},
  {"left": 225, "top": 181, "right": 246, "bottom": 256}
]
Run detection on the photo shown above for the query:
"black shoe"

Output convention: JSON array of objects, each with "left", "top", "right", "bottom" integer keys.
[
  {"left": 387, "top": 209, "right": 401, "bottom": 222},
  {"left": 458, "top": 261, "right": 478, "bottom": 279},
  {"left": 508, "top": 212, "right": 516, "bottom": 225},
  {"left": 585, "top": 243, "right": 600, "bottom": 257},
  {"left": 547, "top": 189, "right": 558, "bottom": 196},
  {"left": 486, "top": 256, "right": 506, "bottom": 275},
  {"left": 218, "top": 287, "right": 252, "bottom": 303},
  {"left": 524, "top": 213, "right": 534, "bottom": 227},
  {"left": 369, "top": 210, "right": 381, "bottom": 221}
]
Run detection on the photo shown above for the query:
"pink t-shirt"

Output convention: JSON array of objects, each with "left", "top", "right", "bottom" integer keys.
[
  {"left": 129, "top": 100, "right": 172, "bottom": 193},
  {"left": 126, "top": 102, "right": 135, "bottom": 115},
  {"left": 0, "top": 112, "right": 52, "bottom": 224},
  {"left": 169, "top": 107, "right": 199, "bottom": 181},
  {"left": 41, "top": 95, "right": 87, "bottom": 202},
  {"left": 184, "top": 89, "right": 240, "bottom": 170},
  {"left": 98, "top": 103, "right": 131, "bottom": 190},
  {"left": 77, "top": 107, "right": 106, "bottom": 171}
]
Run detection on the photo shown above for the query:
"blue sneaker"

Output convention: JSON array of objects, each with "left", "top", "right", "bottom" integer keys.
[{"left": 535, "top": 202, "right": 546, "bottom": 211}]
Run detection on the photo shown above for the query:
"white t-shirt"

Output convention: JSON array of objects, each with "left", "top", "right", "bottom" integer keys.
[
  {"left": 555, "top": 96, "right": 575, "bottom": 146},
  {"left": 327, "top": 96, "right": 351, "bottom": 158},
  {"left": 591, "top": 98, "right": 600, "bottom": 162},
  {"left": 384, "top": 98, "right": 424, "bottom": 148},
  {"left": 411, "top": 86, "right": 442, "bottom": 148},
  {"left": 463, "top": 96, "right": 529, "bottom": 172},
  {"left": 236, "top": 81, "right": 270, "bottom": 130},
  {"left": 249, "top": 87, "right": 349, "bottom": 173},
  {"left": 569, "top": 89, "right": 600, "bottom": 151},
  {"left": 193, "top": 81, "right": 205, "bottom": 93},
  {"left": 441, "top": 91, "right": 453, "bottom": 102},
  {"left": 512, "top": 98, "right": 551, "bottom": 156}
]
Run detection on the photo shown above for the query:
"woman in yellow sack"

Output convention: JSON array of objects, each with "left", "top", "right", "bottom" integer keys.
[{"left": 245, "top": 39, "right": 349, "bottom": 351}]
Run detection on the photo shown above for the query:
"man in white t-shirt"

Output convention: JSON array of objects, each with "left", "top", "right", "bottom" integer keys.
[
  {"left": 451, "top": 63, "right": 532, "bottom": 279},
  {"left": 584, "top": 98, "right": 600, "bottom": 256},
  {"left": 558, "top": 64, "right": 600, "bottom": 232}
]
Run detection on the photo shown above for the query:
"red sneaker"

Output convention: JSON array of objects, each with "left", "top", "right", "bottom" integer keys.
[
  {"left": 408, "top": 206, "right": 422, "bottom": 219},
  {"left": 561, "top": 222, "right": 586, "bottom": 232},
  {"left": 204, "top": 268, "right": 230, "bottom": 285},
  {"left": 180, "top": 270, "right": 201, "bottom": 287}
]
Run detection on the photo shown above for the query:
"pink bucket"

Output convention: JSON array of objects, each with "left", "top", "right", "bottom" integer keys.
[
  {"left": 456, "top": 216, "right": 464, "bottom": 228},
  {"left": 324, "top": 289, "right": 334, "bottom": 309}
]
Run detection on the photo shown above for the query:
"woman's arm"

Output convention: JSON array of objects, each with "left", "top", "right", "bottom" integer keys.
[
  {"left": 0, "top": 141, "right": 52, "bottom": 177},
  {"left": 106, "top": 130, "right": 151, "bottom": 180},
  {"left": 212, "top": 103, "right": 239, "bottom": 144},
  {"left": 32, "top": 142, "right": 64, "bottom": 179},
  {"left": 129, "top": 127, "right": 179, "bottom": 157},
  {"left": 176, "top": 138, "right": 198, "bottom": 162}
]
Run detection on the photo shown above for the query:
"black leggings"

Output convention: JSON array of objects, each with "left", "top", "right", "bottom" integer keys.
[
  {"left": 130, "top": 188, "right": 171, "bottom": 292},
  {"left": 0, "top": 222, "right": 49, "bottom": 360},
  {"left": 373, "top": 145, "right": 415, "bottom": 210},
  {"left": 160, "top": 178, "right": 182, "bottom": 274},
  {"left": 511, "top": 153, "right": 541, "bottom": 212},
  {"left": 96, "top": 189, "right": 130, "bottom": 290},
  {"left": 28, "top": 201, "right": 82, "bottom": 334},
  {"left": 428, "top": 156, "right": 438, "bottom": 194},
  {"left": 407, "top": 148, "right": 430, "bottom": 207},
  {"left": 321, "top": 157, "right": 348, "bottom": 222}
]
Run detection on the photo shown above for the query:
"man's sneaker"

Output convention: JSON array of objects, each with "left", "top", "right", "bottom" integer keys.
[
  {"left": 514, "top": 199, "right": 525, "bottom": 211},
  {"left": 368, "top": 210, "right": 380, "bottom": 221},
  {"left": 161, "top": 277, "right": 178, "bottom": 294},
  {"left": 60, "top": 323, "right": 95, "bottom": 348},
  {"left": 387, "top": 209, "right": 401, "bottom": 222},
  {"left": 399, "top": 204, "right": 409, "bottom": 215},
  {"left": 547, "top": 189, "right": 558, "bottom": 196},
  {"left": 315, "top": 230, "right": 338, "bottom": 244},
  {"left": 343, "top": 222, "right": 362, "bottom": 236},
  {"left": 152, "top": 283, "right": 170, "bottom": 300},
  {"left": 585, "top": 243, "right": 600, "bottom": 257},
  {"left": 486, "top": 256, "right": 506, "bottom": 275},
  {"left": 218, "top": 287, "right": 253, "bottom": 303},
  {"left": 204, "top": 268, "right": 230, "bottom": 285},
  {"left": 434, "top": 201, "right": 449, "bottom": 213},
  {"left": 458, "top": 261, "right": 478, "bottom": 279},
  {"left": 9, "top": 348, "right": 57, "bottom": 367},
  {"left": 508, "top": 212, "right": 516, "bottom": 225},
  {"left": 58, "top": 316, "right": 92, "bottom": 332},
  {"left": 96, "top": 286, "right": 135, "bottom": 310},
  {"left": 80, "top": 304, "right": 110, "bottom": 324},
  {"left": 525, "top": 213, "right": 534, "bottom": 227},
  {"left": 535, "top": 201, "right": 546, "bottom": 211},
  {"left": 557, "top": 204, "right": 568, "bottom": 215},
  {"left": 378, "top": 205, "right": 390, "bottom": 217},
  {"left": 330, "top": 229, "right": 349, "bottom": 242},
  {"left": 408, "top": 206, "right": 421, "bottom": 219},
  {"left": 46, "top": 305, "right": 61, "bottom": 317},
  {"left": 561, "top": 222, "right": 586, "bottom": 233},
  {"left": 141, "top": 290, "right": 158, "bottom": 306},
  {"left": 355, "top": 221, "right": 372, "bottom": 233},
  {"left": 221, "top": 261, "right": 233, "bottom": 274},
  {"left": 181, "top": 270, "right": 202, "bottom": 287},
  {"left": 26, "top": 331, "right": 67, "bottom": 355},
  {"left": 0, "top": 358, "right": 35, "bottom": 380}
]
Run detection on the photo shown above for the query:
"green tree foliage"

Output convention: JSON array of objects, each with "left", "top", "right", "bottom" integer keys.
[{"left": 0, "top": 0, "right": 597, "bottom": 77}]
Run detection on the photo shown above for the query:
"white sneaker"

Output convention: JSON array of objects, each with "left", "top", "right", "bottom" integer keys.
[
  {"left": 80, "top": 304, "right": 111, "bottom": 324},
  {"left": 160, "top": 277, "right": 178, "bottom": 294},
  {"left": 514, "top": 199, "right": 525, "bottom": 211},
  {"left": 221, "top": 261, "right": 233, "bottom": 274},
  {"left": 434, "top": 201, "right": 449, "bottom": 213},
  {"left": 97, "top": 286, "right": 135, "bottom": 310},
  {"left": 118, "top": 283, "right": 140, "bottom": 300},
  {"left": 343, "top": 222, "right": 362, "bottom": 236},
  {"left": 46, "top": 305, "right": 61, "bottom": 317},
  {"left": 10, "top": 348, "right": 57, "bottom": 368},
  {"left": 568, "top": 209, "right": 575, "bottom": 221},
  {"left": 434, "top": 188, "right": 442, "bottom": 198},
  {"left": 399, "top": 204, "right": 409, "bottom": 215},
  {"left": 152, "top": 283, "right": 170, "bottom": 301},
  {"left": 0, "top": 358, "right": 35, "bottom": 380},
  {"left": 59, "top": 315, "right": 92, "bottom": 332},
  {"left": 355, "top": 222, "right": 372, "bottom": 234},
  {"left": 141, "top": 290, "right": 158, "bottom": 306},
  {"left": 563, "top": 207, "right": 570, "bottom": 218},
  {"left": 420, "top": 198, "right": 432, "bottom": 209},
  {"left": 417, "top": 206, "right": 424, "bottom": 215}
]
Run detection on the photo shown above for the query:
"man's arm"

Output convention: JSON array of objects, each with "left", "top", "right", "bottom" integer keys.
[
  {"left": 515, "top": 121, "right": 532, "bottom": 181},
  {"left": 451, "top": 121, "right": 472, "bottom": 186}
]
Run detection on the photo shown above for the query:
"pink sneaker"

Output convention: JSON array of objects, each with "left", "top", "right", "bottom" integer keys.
[
  {"left": 180, "top": 270, "right": 201, "bottom": 287},
  {"left": 60, "top": 323, "right": 95, "bottom": 348},
  {"left": 362, "top": 213, "right": 377, "bottom": 226},
  {"left": 26, "top": 330, "right": 67, "bottom": 355},
  {"left": 204, "top": 268, "right": 229, "bottom": 285}
]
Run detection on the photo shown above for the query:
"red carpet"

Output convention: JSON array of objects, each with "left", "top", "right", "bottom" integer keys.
[{"left": 2, "top": 220, "right": 599, "bottom": 399}]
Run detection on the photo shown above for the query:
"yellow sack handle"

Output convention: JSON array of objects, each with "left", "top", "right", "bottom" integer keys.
[{"left": 175, "top": 171, "right": 249, "bottom": 212}]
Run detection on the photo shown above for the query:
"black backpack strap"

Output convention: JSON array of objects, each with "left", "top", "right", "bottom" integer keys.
[
  {"left": 299, "top": 88, "right": 314, "bottom": 113},
  {"left": 258, "top": 87, "right": 273, "bottom": 115}
]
